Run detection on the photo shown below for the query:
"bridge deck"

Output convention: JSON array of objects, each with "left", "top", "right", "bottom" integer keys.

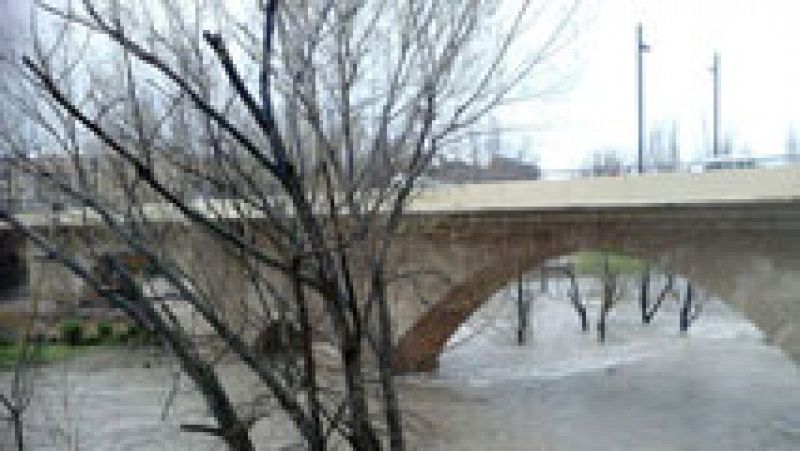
[
  {"left": 2, "top": 166, "right": 799, "bottom": 229},
  {"left": 409, "top": 166, "right": 800, "bottom": 213}
]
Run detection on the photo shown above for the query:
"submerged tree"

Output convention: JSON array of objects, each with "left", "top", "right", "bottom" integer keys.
[
  {"left": 597, "top": 253, "right": 622, "bottom": 343},
  {"left": 0, "top": 281, "right": 41, "bottom": 451},
  {"left": 0, "top": 0, "right": 580, "bottom": 448},
  {"left": 0, "top": 337, "right": 35, "bottom": 451}
]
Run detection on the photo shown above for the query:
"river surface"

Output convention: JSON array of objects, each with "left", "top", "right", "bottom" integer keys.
[{"left": 2, "top": 279, "right": 799, "bottom": 450}]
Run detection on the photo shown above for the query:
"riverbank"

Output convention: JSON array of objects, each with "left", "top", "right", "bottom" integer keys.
[{"left": 0, "top": 344, "right": 78, "bottom": 370}]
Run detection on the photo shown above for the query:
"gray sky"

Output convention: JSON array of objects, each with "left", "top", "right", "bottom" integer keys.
[
  {"left": 5, "top": 0, "right": 799, "bottom": 170},
  {"left": 505, "top": 0, "right": 800, "bottom": 169},
  {"left": 0, "top": 0, "right": 28, "bottom": 51}
]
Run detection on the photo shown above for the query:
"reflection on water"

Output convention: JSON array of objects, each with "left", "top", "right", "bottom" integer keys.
[
  {"left": 2, "top": 279, "right": 799, "bottom": 450},
  {"left": 1, "top": 349, "right": 222, "bottom": 450}
]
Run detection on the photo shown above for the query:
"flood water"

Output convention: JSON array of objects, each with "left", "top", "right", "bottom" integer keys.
[
  {"left": 3, "top": 278, "right": 799, "bottom": 450},
  {"left": 410, "top": 279, "right": 800, "bottom": 450}
]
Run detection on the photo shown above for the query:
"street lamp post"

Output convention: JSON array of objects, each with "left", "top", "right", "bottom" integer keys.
[
  {"left": 637, "top": 23, "right": 650, "bottom": 174},
  {"left": 711, "top": 52, "right": 720, "bottom": 157}
]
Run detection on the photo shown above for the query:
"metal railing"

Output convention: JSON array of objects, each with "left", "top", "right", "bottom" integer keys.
[{"left": 429, "top": 153, "right": 800, "bottom": 184}]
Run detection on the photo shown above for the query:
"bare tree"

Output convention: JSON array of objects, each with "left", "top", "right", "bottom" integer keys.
[
  {"left": 597, "top": 253, "right": 623, "bottom": 343},
  {"left": 0, "top": 0, "right": 580, "bottom": 449},
  {"left": 0, "top": 334, "right": 38, "bottom": 451},
  {"left": 582, "top": 148, "right": 627, "bottom": 177},
  {"left": 646, "top": 120, "right": 679, "bottom": 172},
  {"left": 0, "top": 281, "right": 41, "bottom": 451}
]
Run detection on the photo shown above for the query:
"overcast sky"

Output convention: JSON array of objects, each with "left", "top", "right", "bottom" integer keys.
[
  {"left": 0, "top": 0, "right": 28, "bottom": 51},
  {"left": 507, "top": 0, "right": 800, "bottom": 169},
  {"left": 4, "top": 1, "right": 800, "bottom": 169}
]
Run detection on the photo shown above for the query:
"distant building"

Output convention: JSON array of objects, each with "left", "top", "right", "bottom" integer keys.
[
  {"left": 0, "top": 146, "right": 258, "bottom": 213},
  {"left": 484, "top": 155, "right": 541, "bottom": 181},
  {"left": 582, "top": 149, "right": 627, "bottom": 177},
  {"left": 426, "top": 158, "right": 475, "bottom": 183},
  {"left": 427, "top": 155, "right": 540, "bottom": 183}
]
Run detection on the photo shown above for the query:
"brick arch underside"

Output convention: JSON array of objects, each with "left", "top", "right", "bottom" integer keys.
[
  {"left": 391, "top": 228, "right": 800, "bottom": 373},
  {"left": 0, "top": 232, "right": 26, "bottom": 301}
]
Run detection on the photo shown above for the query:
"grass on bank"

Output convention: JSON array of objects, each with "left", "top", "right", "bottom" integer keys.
[
  {"left": 0, "top": 320, "right": 158, "bottom": 370},
  {"left": 0, "top": 343, "right": 78, "bottom": 370},
  {"left": 568, "top": 250, "right": 649, "bottom": 276}
]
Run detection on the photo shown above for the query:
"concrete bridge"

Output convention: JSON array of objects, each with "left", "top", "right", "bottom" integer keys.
[
  {"left": 2, "top": 166, "right": 799, "bottom": 372},
  {"left": 390, "top": 166, "right": 800, "bottom": 371}
]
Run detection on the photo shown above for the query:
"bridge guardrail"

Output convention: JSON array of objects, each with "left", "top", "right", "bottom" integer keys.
[{"left": 428, "top": 153, "right": 800, "bottom": 184}]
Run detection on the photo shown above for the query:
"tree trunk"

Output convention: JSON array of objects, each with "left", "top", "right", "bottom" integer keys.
[
  {"left": 640, "top": 268, "right": 650, "bottom": 324},
  {"left": 342, "top": 340, "right": 381, "bottom": 450},
  {"left": 293, "top": 258, "right": 324, "bottom": 450},
  {"left": 13, "top": 411, "right": 23, "bottom": 451},
  {"left": 374, "top": 270, "right": 405, "bottom": 450},
  {"left": 223, "top": 427, "right": 255, "bottom": 451},
  {"left": 517, "top": 270, "right": 527, "bottom": 345},
  {"left": 680, "top": 283, "right": 693, "bottom": 333}
]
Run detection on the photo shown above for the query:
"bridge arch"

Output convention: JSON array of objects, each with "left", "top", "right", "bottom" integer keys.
[
  {"left": 0, "top": 232, "right": 27, "bottom": 301},
  {"left": 391, "top": 224, "right": 800, "bottom": 373}
]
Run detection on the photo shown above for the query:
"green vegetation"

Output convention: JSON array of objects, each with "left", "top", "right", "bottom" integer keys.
[
  {"left": 0, "top": 319, "right": 156, "bottom": 369},
  {"left": 122, "top": 324, "right": 159, "bottom": 345},
  {"left": 97, "top": 321, "right": 114, "bottom": 341},
  {"left": 60, "top": 319, "right": 84, "bottom": 346},
  {"left": 55, "top": 319, "right": 147, "bottom": 346},
  {"left": 0, "top": 344, "right": 77, "bottom": 370},
  {"left": 568, "top": 251, "right": 648, "bottom": 275}
]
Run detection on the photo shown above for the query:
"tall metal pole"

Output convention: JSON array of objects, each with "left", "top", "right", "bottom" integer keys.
[
  {"left": 637, "top": 24, "right": 650, "bottom": 174},
  {"left": 711, "top": 52, "right": 720, "bottom": 157}
]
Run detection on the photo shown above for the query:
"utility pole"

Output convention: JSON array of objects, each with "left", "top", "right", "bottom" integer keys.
[
  {"left": 636, "top": 23, "right": 650, "bottom": 174},
  {"left": 711, "top": 52, "right": 721, "bottom": 157}
]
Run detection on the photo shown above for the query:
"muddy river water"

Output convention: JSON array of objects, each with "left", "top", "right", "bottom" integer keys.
[{"left": 3, "top": 282, "right": 799, "bottom": 450}]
